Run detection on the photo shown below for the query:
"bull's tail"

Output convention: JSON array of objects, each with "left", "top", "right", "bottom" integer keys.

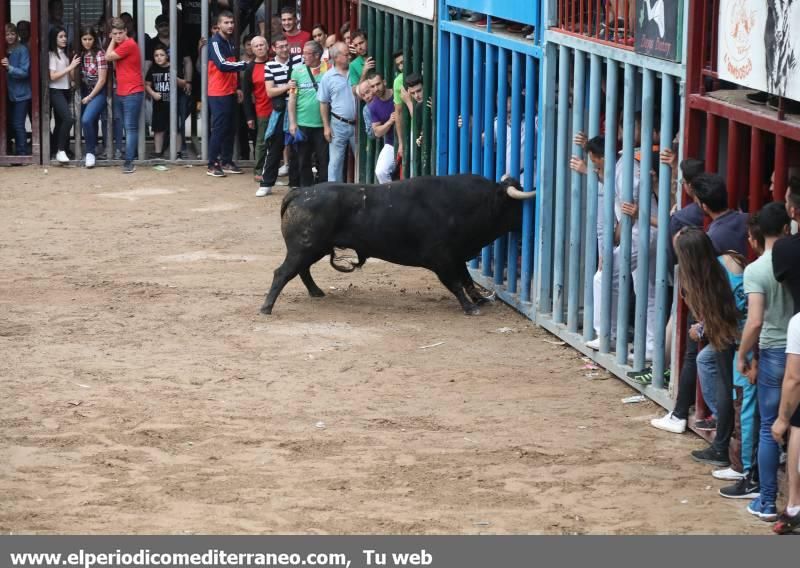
[
  {"left": 280, "top": 187, "right": 303, "bottom": 218},
  {"left": 329, "top": 248, "right": 367, "bottom": 273}
]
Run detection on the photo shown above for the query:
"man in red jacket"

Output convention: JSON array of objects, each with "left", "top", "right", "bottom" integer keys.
[
  {"left": 243, "top": 35, "right": 273, "bottom": 182},
  {"left": 207, "top": 10, "right": 247, "bottom": 177},
  {"left": 105, "top": 17, "right": 144, "bottom": 174}
]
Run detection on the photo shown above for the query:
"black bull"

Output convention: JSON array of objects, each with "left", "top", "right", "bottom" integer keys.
[{"left": 260, "top": 174, "right": 536, "bottom": 315}]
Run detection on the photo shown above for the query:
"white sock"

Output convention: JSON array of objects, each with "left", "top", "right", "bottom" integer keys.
[{"left": 787, "top": 505, "right": 800, "bottom": 517}]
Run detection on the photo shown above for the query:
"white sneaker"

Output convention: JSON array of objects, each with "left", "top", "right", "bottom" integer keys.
[
  {"left": 712, "top": 467, "right": 746, "bottom": 481},
  {"left": 277, "top": 164, "right": 289, "bottom": 177},
  {"left": 650, "top": 412, "right": 686, "bottom": 434},
  {"left": 85, "top": 153, "right": 96, "bottom": 168},
  {"left": 56, "top": 150, "right": 69, "bottom": 164},
  {"left": 628, "top": 350, "right": 654, "bottom": 364},
  {"left": 585, "top": 338, "right": 601, "bottom": 350},
  {"left": 255, "top": 186, "right": 272, "bottom": 197}
]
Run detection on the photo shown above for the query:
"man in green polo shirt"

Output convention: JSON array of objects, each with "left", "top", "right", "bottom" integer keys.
[
  {"left": 288, "top": 40, "right": 329, "bottom": 186},
  {"left": 391, "top": 49, "right": 406, "bottom": 164},
  {"left": 348, "top": 29, "right": 374, "bottom": 87}
]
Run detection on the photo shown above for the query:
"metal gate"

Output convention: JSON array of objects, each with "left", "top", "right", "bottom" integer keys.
[
  {"left": 436, "top": 0, "right": 542, "bottom": 314},
  {"left": 358, "top": 1, "right": 435, "bottom": 182}
]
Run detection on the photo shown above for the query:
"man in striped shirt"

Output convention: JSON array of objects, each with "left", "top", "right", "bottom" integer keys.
[{"left": 257, "top": 34, "right": 302, "bottom": 196}]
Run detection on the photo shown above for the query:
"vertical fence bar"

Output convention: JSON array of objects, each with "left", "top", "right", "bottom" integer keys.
[
  {"left": 652, "top": 73, "right": 674, "bottom": 390},
  {"left": 567, "top": 49, "right": 586, "bottom": 332},
  {"left": 749, "top": 127, "right": 763, "bottom": 214},
  {"left": 72, "top": 0, "right": 82, "bottom": 161},
  {"left": 41, "top": 1, "right": 51, "bottom": 163},
  {"left": 582, "top": 52, "right": 602, "bottom": 341},
  {"left": 705, "top": 112, "right": 718, "bottom": 173},
  {"left": 137, "top": 1, "right": 145, "bottom": 162},
  {"left": 469, "top": 37, "right": 484, "bottom": 271},
  {"left": 447, "top": 34, "right": 459, "bottom": 175},
  {"left": 506, "top": 51, "right": 523, "bottom": 295},
  {"left": 422, "top": 23, "right": 433, "bottom": 175},
  {"left": 553, "top": 45, "right": 571, "bottom": 323},
  {"left": 481, "top": 43, "right": 496, "bottom": 277},
  {"left": 459, "top": 35, "right": 471, "bottom": 174},
  {"left": 402, "top": 17, "right": 412, "bottom": 179},
  {"left": 0, "top": 0, "right": 6, "bottom": 156},
  {"left": 632, "top": 68, "right": 655, "bottom": 371},
  {"left": 493, "top": 47, "right": 509, "bottom": 286},
  {"left": 169, "top": 0, "right": 178, "bottom": 160},
  {"left": 775, "top": 136, "right": 788, "bottom": 201},
  {"left": 615, "top": 63, "right": 636, "bottom": 365},
  {"left": 600, "top": 59, "right": 619, "bottom": 354},
  {"left": 520, "top": 56, "right": 537, "bottom": 304},
  {"left": 726, "top": 120, "right": 740, "bottom": 210},
  {"left": 201, "top": 0, "right": 209, "bottom": 162},
  {"left": 434, "top": 23, "right": 448, "bottom": 175}
]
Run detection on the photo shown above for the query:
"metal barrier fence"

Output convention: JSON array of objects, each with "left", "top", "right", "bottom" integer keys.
[
  {"left": 358, "top": 1, "right": 435, "bottom": 182},
  {"left": 436, "top": 0, "right": 542, "bottom": 313}
]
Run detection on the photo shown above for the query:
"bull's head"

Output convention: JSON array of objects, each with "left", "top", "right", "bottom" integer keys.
[{"left": 497, "top": 176, "right": 535, "bottom": 232}]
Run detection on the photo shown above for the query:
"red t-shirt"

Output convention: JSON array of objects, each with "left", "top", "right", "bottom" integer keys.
[
  {"left": 114, "top": 37, "right": 144, "bottom": 96},
  {"left": 252, "top": 62, "right": 273, "bottom": 118},
  {"left": 285, "top": 29, "right": 312, "bottom": 58}
]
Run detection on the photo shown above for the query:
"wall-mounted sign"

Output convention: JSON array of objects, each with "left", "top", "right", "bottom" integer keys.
[
  {"left": 717, "top": 0, "right": 800, "bottom": 101},
  {"left": 634, "top": 0, "right": 681, "bottom": 62},
  {"left": 366, "top": 0, "right": 435, "bottom": 21}
]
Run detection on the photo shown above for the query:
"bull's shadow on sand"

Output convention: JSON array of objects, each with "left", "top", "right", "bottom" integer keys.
[{"left": 259, "top": 174, "right": 535, "bottom": 316}]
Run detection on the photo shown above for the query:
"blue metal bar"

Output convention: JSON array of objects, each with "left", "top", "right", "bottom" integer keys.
[
  {"left": 507, "top": 51, "right": 523, "bottom": 295},
  {"left": 567, "top": 49, "right": 586, "bottom": 333},
  {"left": 459, "top": 35, "right": 471, "bottom": 174},
  {"left": 434, "top": 26, "right": 449, "bottom": 176},
  {"left": 615, "top": 63, "right": 636, "bottom": 366},
  {"left": 582, "top": 53, "right": 602, "bottom": 341},
  {"left": 440, "top": 20, "right": 543, "bottom": 59},
  {"left": 469, "top": 37, "right": 484, "bottom": 271},
  {"left": 599, "top": 60, "right": 619, "bottom": 354},
  {"left": 447, "top": 34, "right": 460, "bottom": 175},
  {"left": 633, "top": 68, "right": 656, "bottom": 371},
  {"left": 535, "top": 42, "right": 558, "bottom": 313},
  {"left": 481, "top": 43, "right": 496, "bottom": 277},
  {"left": 652, "top": 75, "right": 675, "bottom": 390},
  {"left": 520, "top": 55, "right": 537, "bottom": 304},
  {"left": 493, "top": 47, "right": 509, "bottom": 287},
  {"left": 552, "top": 45, "right": 570, "bottom": 324}
]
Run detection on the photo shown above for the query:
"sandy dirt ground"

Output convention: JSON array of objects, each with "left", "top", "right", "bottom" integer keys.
[{"left": 0, "top": 166, "right": 771, "bottom": 534}]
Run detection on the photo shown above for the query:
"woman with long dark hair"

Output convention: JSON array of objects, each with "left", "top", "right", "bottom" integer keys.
[
  {"left": 48, "top": 26, "right": 79, "bottom": 163},
  {"left": 651, "top": 227, "right": 741, "bottom": 465},
  {"left": 75, "top": 25, "right": 107, "bottom": 168}
]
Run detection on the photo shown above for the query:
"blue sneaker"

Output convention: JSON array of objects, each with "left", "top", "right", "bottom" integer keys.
[{"left": 747, "top": 496, "right": 778, "bottom": 522}]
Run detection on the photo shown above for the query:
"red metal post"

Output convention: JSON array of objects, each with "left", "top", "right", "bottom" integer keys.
[
  {"left": 726, "top": 119, "right": 739, "bottom": 209},
  {"left": 705, "top": 112, "right": 719, "bottom": 172},
  {"left": 749, "top": 127, "right": 764, "bottom": 214},
  {"left": 775, "top": 136, "right": 788, "bottom": 201},
  {"left": 0, "top": 0, "right": 8, "bottom": 156}
]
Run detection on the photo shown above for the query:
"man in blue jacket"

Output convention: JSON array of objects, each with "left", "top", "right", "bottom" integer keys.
[{"left": 2, "top": 23, "right": 31, "bottom": 156}]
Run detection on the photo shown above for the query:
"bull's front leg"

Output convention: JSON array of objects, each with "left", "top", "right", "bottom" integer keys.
[
  {"left": 460, "top": 265, "right": 496, "bottom": 305},
  {"left": 434, "top": 267, "right": 481, "bottom": 315}
]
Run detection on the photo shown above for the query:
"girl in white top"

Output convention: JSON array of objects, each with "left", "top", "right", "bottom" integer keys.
[{"left": 48, "top": 26, "right": 79, "bottom": 163}]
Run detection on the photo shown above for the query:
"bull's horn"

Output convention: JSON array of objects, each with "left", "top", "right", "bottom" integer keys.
[{"left": 506, "top": 186, "right": 536, "bottom": 200}]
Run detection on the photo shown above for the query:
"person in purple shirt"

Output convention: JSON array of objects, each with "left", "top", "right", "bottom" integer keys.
[
  {"left": 667, "top": 158, "right": 706, "bottom": 266},
  {"left": 366, "top": 71, "right": 397, "bottom": 183},
  {"left": 692, "top": 173, "right": 749, "bottom": 256}
]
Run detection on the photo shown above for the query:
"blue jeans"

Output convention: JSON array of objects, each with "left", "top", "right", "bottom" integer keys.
[
  {"left": 328, "top": 118, "right": 355, "bottom": 182},
  {"left": 117, "top": 91, "right": 143, "bottom": 163},
  {"left": 697, "top": 344, "right": 719, "bottom": 417},
  {"left": 113, "top": 93, "right": 123, "bottom": 154},
  {"left": 757, "top": 347, "right": 787, "bottom": 505},
  {"left": 81, "top": 92, "right": 107, "bottom": 155},
  {"left": 8, "top": 99, "right": 30, "bottom": 155},
  {"left": 208, "top": 94, "right": 236, "bottom": 168}
]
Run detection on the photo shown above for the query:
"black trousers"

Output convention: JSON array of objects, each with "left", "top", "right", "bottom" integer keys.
[
  {"left": 673, "top": 325, "right": 699, "bottom": 421},
  {"left": 710, "top": 344, "right": 736, "bottom": 455},
  {"left": 50, "top": 88, "right": 73, "bottom": 153},
  {"left": 260, "top": 117, "right": 300, "bottom": 188},
  {"left": 296, "top": 126, "right": 329, "bottom": 187}
]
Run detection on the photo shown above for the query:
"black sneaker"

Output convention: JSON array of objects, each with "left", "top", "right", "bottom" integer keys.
[
  {"left": 222, "top": 162, "right": 243, "bottom": 174},
  {"left": 207, "top": 165, "right": 226, "bottom": 177},
  {"left": 122, "top": 161, "right": 136, "bottom": 174},
  {"left": 695, "top": 417, "right": 717, "bottom": 431},
  {"left": 691, "top": 446, "right": 730, "bottom": 467},
  {"left": 719, "top": 475, "right": 760, "bottom": 500}
]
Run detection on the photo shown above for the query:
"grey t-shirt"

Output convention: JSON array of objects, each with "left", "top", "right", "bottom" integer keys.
[{"left": 743, "top": 250, "right": 794, "bottom": 348}]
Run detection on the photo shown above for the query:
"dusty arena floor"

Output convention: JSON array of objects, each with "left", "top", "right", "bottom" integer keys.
[{"left": 0, "top": 166, "right": 769, "bottom": 534}]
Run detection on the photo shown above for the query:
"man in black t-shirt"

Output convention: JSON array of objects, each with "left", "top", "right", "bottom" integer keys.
[{"left": 774, "top": 177, "right": 800, "bottom": 314}]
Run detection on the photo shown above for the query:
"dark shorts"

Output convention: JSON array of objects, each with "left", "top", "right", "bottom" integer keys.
[
  {"left": 152, "top": 102, "right": 170, "bottom": 133},
  {"left": 791, "top": 403, "right": 800, "bottom": 428}
]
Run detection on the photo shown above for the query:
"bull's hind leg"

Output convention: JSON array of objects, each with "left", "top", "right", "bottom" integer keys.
[
  {"left": 299, "top": 266, "right": 325, "bottom": 297},
  {"left": 434, "top": 266, "right": 480, "bottom": 315}
]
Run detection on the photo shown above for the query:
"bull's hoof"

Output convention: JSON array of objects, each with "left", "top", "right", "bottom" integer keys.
[
  {"left": 259, "top": 305, "right": 273, "bottom": 315},
  {"left": 308, "top": 289, "right": 326, "bottom": 298},
  {"left": 463, "top": 306, "right": 481, "bottom": 316}
]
